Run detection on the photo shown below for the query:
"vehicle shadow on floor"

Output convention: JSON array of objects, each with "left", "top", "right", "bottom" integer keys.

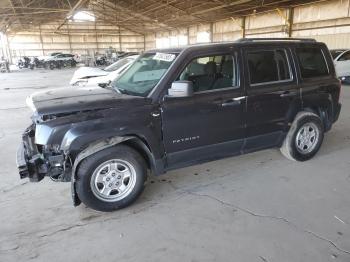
[
  {"left": 75, "top": 124, "right": 349, "bottom": 217},
  {"left": 320, "top": 125, "right": 350, "bottom": 156}
]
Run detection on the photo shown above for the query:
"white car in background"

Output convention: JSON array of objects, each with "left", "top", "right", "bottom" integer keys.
[
  {"left": 70, "top": 55, "right": 138, "bottom": 86},
  {"left": 332, "top": 49, "right": 350, "bottom": 77}
]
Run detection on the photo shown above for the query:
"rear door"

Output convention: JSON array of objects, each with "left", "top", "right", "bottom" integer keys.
[
  {"left": 55, "top": 54, "right": 64, "bottom": 61},
  {"left": 160, "top": 50, "right": 245, "bottom": 168},
  {"left": 243, "top": 46, "right": 300, "bottom": 152}
]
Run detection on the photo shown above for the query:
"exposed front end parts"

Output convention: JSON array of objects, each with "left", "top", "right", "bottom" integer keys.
[{"left": 16, "top": 124, "right": 69, "bottom": 182}]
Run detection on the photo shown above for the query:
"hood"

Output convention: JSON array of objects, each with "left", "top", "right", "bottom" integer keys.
[
  {"left": 84, "top": 70, "right": 121, "bottom": 86},
  {"left": 84, "top": 74, "right": 111, "bottom": 86},
  {"left": 27, "top": 86, "right": 147, "bottom": 117},
  {"left": 70, "top": 67, "right": 108, "bottom": 85}
]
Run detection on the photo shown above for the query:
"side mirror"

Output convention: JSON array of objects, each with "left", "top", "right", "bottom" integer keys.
[
  {"left": 98, "top": 80, "right": 111, "bottom": 88},
  {"left": 168, "top": 81, "right": 193, "bottom": 97},
  {"left": 98, "top": 82, "right": 107, "bottom": 88}
]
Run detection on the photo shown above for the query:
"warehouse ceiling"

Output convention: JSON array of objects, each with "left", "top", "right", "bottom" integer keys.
[{"left": 0, "top": 0, "right": 325, "bottom": 34}]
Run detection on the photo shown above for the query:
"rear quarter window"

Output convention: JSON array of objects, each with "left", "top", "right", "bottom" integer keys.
[{"left": 296, "top": 47, "right": 329, "bottom": 78}]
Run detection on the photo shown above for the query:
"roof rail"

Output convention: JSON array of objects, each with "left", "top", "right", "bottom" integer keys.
[{"left": 236, "top": 38, "right": 317, "bottom": 43}]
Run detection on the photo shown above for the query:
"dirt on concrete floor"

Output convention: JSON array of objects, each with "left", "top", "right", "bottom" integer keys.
[{"left": 0, "top": 68, "right": 350, "bottom": 262}]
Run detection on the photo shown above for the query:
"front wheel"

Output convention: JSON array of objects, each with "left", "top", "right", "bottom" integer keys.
[
  {"left": 76, "top": 145, "right": 147, "bottom": 212},
  {"left": 71, "top": 59, "right": 77, "bottom": 67},
  {"left": 280, "top": 112, "right": 324, "bottom": 161}
]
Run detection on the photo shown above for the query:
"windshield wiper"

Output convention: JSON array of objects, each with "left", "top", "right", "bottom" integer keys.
[
  {"left": 112, "top": 85, "right": 138, "bottom": 96},
  {"left": 117, "top": 87, "right": 133, "bottom": 95},
  {"left": 98, "top": 81, "right": 113, "bottom": 90}
]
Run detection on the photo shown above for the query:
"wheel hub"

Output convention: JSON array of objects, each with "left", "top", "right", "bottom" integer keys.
[
  {"left": 103, "top": 171, "right": 122, "bottom": 188},
  {"left": 295, "top": 123, "right": 319, "bottom": 154},
  {"left": 90, "top": 159, "right": 137, "bottom": 202}
]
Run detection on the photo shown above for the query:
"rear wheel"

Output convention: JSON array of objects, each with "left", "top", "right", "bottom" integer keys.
[
  {"left": 280, "top": 112, "right": 324, "bottom": 161},
  {"left": 76, "top": 145, "right": 147, "bottom": 212}
]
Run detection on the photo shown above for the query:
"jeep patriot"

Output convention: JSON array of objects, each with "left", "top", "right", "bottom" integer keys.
[{"left": 17, "top": 38, "right": 342, "bottom": 211}]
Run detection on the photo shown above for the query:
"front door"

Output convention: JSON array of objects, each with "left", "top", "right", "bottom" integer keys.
[{"left": 160, "top": 52, "right": 245, "bottom": 169}]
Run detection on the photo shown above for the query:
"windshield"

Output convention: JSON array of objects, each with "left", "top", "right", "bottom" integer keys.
[
  {"left": 104, "top": 57, "right": 134, "bottom": 72},
  {"left": 330, "top": 50, "right": 345, "bottom": 59},
  {"left": 112, "top": 52, "right": 178, "bottom": 97}
]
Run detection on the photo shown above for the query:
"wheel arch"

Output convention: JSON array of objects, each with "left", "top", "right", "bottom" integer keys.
[
  {"left": 280, "top": 110, "right": 324, "bottom": 161},
  {"left": 302, "top": 93, "right": 334, "bottom": 132},
  {"left": 70, "top": 135, "right": 162, "bottom": 206}
]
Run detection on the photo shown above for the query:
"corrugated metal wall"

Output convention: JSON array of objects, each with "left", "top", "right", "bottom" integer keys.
[
  {"left": 213, "top": 19, "right": 242, "bottom": 42},
  {"left": 3, "top": 0, "right": 350, "bottom": 59},
  {"left": 146, "top": 0, "right": 350, "bottom": 50},
  {"left": 4, "top": 21, "right": 144, "bottom": 58},
  {"left": 292, "top": 0, "right": 350, "bottom": 48}
]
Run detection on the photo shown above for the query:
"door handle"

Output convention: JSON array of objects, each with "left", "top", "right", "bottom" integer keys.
[
  {"left": 280, "top": 91, "right": 297, "bottom": 98},
  {"left": 221, "top": 96, "right": 246, "bottom": 107},
  {"left": 151, "top": 112, "right": 160, "bottom": 117},
  {"left": 233, "top": 96, "right": 247, "bottom": 101}
]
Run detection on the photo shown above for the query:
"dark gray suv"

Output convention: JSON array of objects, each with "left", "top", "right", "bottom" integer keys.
[{"left": 17, "top": 38, "right": 341, "bottom": 211}]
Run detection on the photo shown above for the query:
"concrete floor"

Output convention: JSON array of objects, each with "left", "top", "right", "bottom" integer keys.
[{"left": 0, "top": 68, "right": 350, "bottom": 262}]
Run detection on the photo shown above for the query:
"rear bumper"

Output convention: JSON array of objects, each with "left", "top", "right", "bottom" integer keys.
[{"left": 333, "top": 102, "right": 341, "bottom": 123}]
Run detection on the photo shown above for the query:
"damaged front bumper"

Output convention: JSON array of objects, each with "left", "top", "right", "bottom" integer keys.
[
  {"left": 16, "top": 124, "right": 68, "bottom": 182},
  {"left": 16, "top": 125, "right": 47, "bottom": 182},
  {"left": 16, "top": 143, "right": 47, "bottom": 182}
]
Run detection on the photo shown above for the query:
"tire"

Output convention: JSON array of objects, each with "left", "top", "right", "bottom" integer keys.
[
  {"left": 71, "top": 59, "right": 77, "bottom": 67},
  {"left": 76, "top": 145, "right": 147, "bottom": 212},
  {"left": 280, "top": 112, "right": 324, "bottom": 161}
]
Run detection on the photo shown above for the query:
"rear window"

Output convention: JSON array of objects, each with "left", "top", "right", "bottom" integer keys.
[
  {"left": 330, "top": 50, "right": 345, "bottom": 59},
  {"left": 337, "top": 51, "right": 350, "bottom": 61},
  {"left": 296, "top": 47, "right": 329, "bottom": 78}
]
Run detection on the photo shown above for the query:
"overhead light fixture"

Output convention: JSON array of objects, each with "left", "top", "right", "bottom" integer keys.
[{"left": 71, "top": 11, "right": 95, "bottom": 22}]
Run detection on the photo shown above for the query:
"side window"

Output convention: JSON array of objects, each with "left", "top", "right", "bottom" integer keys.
[
  {"left": 247, "top": 49, "right": 291, "bottom": 85},
  {"left": 296, "top": 47, "right": 329, "bottom": 78},
  {"left": 178, "top": 54, "right": 236, "bottom": 93},
  {"left": 338, "top": 51, "right": 350, "bottom": 61}
]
